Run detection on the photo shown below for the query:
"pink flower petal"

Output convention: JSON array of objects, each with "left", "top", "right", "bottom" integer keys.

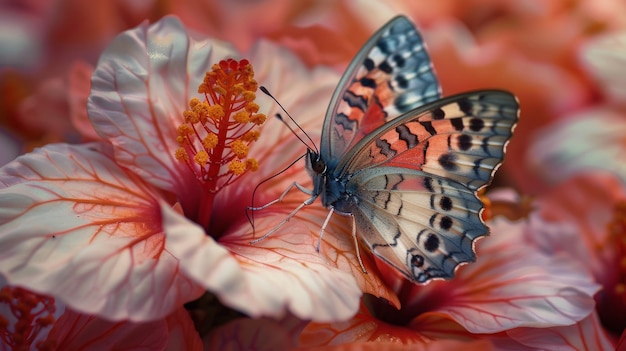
[
  {"left": 417, "top": 218, "right": 599, "bottom": 333},
  {"left": 204, "top": 315, "right": 306, "bottom": 351},
  {"left": 88, "top": 16, "right": 237, "bottom": 198},
  {"left": 580, "top": 31, "right": 626, "bottom": 105},
  {"left": 0, "top": 143, "right": 203, "bottom": 321},
  {"left": 164, "top": 307, "right": 204, "bottom": 351},
  {"left": 47, "top": 308, "right": 168, "bottom": 350},
  {"left": 507, "top": 312, "right": 615, "bottom": 351},
  {"left": 68, "top": 61, "right": 100, "bottom": 142},
  {"left": 167, "top": 210, "right": 362, "bottom": 322},
  {"left": 528, "top": 108, "right": 626, "bottom": 184}
]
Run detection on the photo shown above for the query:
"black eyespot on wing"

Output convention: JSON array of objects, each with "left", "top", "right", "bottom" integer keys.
[
  {"left": 424, "top": 233, "right": 440, "bottom": 252},
  {"left": 439, "top": 216, "right": 453, "bottom": 231},
  {"left": 438, "top": 153, "right": 458, "bottom": 171}
]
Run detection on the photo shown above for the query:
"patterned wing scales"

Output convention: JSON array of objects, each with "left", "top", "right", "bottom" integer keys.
[
  {"left": 322, "top": 16, "right": 441, "bottom": 164},
  {"left": 349, "top": 169, "right": 487, "bottom": 283},
  {"left": 339, "top": 90, "right": 519, "bottom": 191}
]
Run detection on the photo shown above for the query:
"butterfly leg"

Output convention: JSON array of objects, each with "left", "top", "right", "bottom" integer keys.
[
  {"left": 247, "top": 182, "right": 313, "bottom": 211},
  {"left": 318, "top": 209, "right": 367, "bottom": 274},
  {"left": 249, "top": 182, "right": 318, "bottom": 244}
]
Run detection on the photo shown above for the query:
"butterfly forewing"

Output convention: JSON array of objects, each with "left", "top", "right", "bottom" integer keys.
[
  {"left": 321, "top": 16, "right": 441, "bottom": 164},
  {"left": 349, "top": 169, "right": 487, "bottom": 283},
  {"left": 339, "top": 90, "right": 518, "bottom": 191}
]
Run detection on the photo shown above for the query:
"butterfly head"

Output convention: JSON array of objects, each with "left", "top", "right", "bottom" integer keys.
[{"left": 305, "top": 149, "right": 326, "bottom": 176}]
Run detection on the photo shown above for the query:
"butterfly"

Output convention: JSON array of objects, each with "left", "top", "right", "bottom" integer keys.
[{"left": 252, "top": 15, "right": 518, "bottom": 283}]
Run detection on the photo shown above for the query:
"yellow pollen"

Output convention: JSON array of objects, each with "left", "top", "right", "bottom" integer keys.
[
  {"left": 233, "top": 111, "right": 250, "bottom": 123},
  {"left": 230, "top": 140, "right": 249, "bottom": 159},
  {"left": 246, "top": 102, "right": 259, "bottom": 113},
  {"left": 246, "top": 158, "right": 259, "bottom": 172},
  {"left": 243, "top": 91, "right": 256, "bottom": 102},
  {"left": 207, "top": 105, "right": 225, "bottom": 121},
  {"left": 228, "top": 160, "right": 246, "bottom": 175},
  {"left": 189, "top": 98, "right": 201, "bottom": 108},
  {"left": 194, "top": 150, "right": 209, "bottom": 166},
  {"left": 183, "top": 110, "right": 198, "bottom": 124},
  {"left": 242, "top": 130, "right": 260, "bottom": 142},
  {"left": 250, "top": 113, "right": 267, "bottom": 125},
  {"left": 203, "top": 133, "right": 218, "bottom": 149},
  {"left": 175, "top": 147, "right": 189, "bottom": 161}
]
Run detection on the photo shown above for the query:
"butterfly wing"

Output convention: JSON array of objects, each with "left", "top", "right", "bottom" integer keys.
[
  {"left": 341, "top": 91, "right": 519, "bottom": 282},
  {"left": 349, "top": 168, "right": 487, "bottom": 282},
  {"left": 321, "top": 16, "right": 441, "bottom": 166},
  {"left": 338, "top": 90, "right": 519, "bottom": 191}
]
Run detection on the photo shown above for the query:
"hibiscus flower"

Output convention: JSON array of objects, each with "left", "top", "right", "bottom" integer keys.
[
  {"left": 0, "top": 16, "right": 373, "bottom": 331},
  {"left": 298, "top": 210, "right": 610, "bottom": 349}
]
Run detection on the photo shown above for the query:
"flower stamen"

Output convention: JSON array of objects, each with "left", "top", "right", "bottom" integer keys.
[
  {"left": 174, "top": 58, "right": 265, "bottom": 228},
  {"left": 0, "top": 286, "right": 57, "bottom": 351}
]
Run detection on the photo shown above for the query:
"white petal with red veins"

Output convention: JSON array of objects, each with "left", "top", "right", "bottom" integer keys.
[{"left": 0, "top": 143, "right": 203, "bottom": 321}]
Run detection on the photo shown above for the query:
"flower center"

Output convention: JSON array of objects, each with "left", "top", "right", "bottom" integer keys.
[
  {"left": 174, "top": 58, "right": 266, "bottom": 228},
  {"left": 0, "top": 286, "right": 57, "bottom": 351}
]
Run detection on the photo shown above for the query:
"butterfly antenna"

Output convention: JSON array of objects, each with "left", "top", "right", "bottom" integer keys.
[
  {"left": 246, "top": 153, "right": 307, "bottom": 233},
  {"left": 260, "top": 86, "right": 319, "bottom": 153}
]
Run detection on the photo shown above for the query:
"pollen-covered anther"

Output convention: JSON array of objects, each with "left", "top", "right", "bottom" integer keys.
[
  {"left": 175, "top": 147, "right": 189, "bottom": 161},
  {"left": 243, "top": 91, "right": 256, "bottom": 102},
  {"left": 203, "top": 133, "right": 218, "bottom": 149},
  {"left": 228, "top": 160, "right": 246, "bottom": 175},
  {"left": 242, "top": 130, "right": 260, "bottom": 142},
  {"left": 194, "top": 150, "right": 209, "bottom": 166},
  {"left": 233, "top": 111, "right": 250, "bottom": 123},
  {"left": 230, "top": 140, "right": 249, "bottom": 159},
  {"left": 250, "top": 113, "right": 266, "bottom": 125},
  {"left": 246, "top": 158, "right": 259, "bottom": 172},
  {"left": 245, "top": 102, "right": 259, "bottom": 113},
  {"left": 207, "top": 105, "right": 225, "bottom": 122}
]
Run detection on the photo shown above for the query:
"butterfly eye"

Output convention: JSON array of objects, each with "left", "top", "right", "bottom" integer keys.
[
  {"left": 312, "top": 158, "right": 327, "bottom": 175},
  {"left": 306, "top": 150, "right": 327, "bottom": 175}
]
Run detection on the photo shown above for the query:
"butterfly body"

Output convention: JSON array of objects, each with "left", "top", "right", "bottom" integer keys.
[{"left": 258, "top": 16, "right": 519, "bottom": 284}]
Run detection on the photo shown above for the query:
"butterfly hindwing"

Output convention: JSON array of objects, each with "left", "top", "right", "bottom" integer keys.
[
  {"left": 338, "top": 90, "right": 519, "bottom": 191},
  {"left": 349, "top": 168, "right": 487, "bottom": 283},
  {"left": 321, "top": 16, "right": 441, "bottom": 165}
]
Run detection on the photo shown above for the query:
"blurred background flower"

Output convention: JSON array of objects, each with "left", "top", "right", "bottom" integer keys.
[{"left": 1, "top": 0, "right": 625, "bottom": 349}]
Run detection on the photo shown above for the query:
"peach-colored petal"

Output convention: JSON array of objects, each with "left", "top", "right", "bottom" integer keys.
[
  {"left": 0, "top": 143, "right": 203, "bottom": 321},
  {"left": 300, "top": 303, "right": 430, "bottom": 346},
  {"left": 203, "top": 315, "right": 306, "bottom": 351},
  {"left": 164, "top": 307, "right": 203, "bottom": 351},
  {"left": 530, "top": 172, "right": 626, "bottom": 282},
  {"left": 507, "top": 312, "right": 615, "bottom": 351},
  {"left": 87, "top": 16, "right": 236, "bottom": 198},
  {"left": 580, "top": 30, "right": 626, "bottom": 106},
  {"left": 68, "top": 61, "right": 99, "bottom": 141},
  {"left": 47, "top": 308, "right": 168, "bottom": 350},
  {"left": 528, "top": 107, "right": 626, "bottom": 184},
  {"left": 414, "top": 217, "right": 599, "bottom": 333}
]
